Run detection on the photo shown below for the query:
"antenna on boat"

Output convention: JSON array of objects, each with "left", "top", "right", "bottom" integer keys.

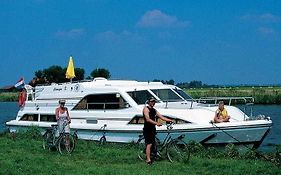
[{"left": 65, "top": 55, "right": 76, "bottom": 83}]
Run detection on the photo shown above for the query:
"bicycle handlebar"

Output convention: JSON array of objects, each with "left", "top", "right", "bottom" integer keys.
[
  {"left": 100, "top": 124, "right": 107, "bottom": 130},
  {"left": 166, "top": 122, "right": 174, "bottom": 130}
]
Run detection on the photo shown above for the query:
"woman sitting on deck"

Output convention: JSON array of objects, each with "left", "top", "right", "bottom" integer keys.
[{"left": 214, "top": 101, "right": 230, "bottom": 123}]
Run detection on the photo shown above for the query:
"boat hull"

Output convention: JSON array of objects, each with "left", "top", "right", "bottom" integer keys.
[{"left": 6, "top": 119, "right": 271, "bottom": 149}]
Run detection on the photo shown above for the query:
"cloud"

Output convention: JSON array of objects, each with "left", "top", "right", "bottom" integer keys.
[
  {"left": 95, "top": 31, "right": 118, "bottom": 41},
  {"left": 241, "top": 13, "right": 281, "bottom": 23},
  {"left": 94, "top": 30, "right": 143, "bottom": 42},
  {"left": 136, "top": 9, "right": 190, "bottom": 28},
  {"left": 257, "top": 27, "right": 275, "bottom": 35},
  {"left": 54, "top": 28, "right": 85, "bottom": 39}
]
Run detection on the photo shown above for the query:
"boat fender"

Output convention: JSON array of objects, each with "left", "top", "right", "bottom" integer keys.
[{"left": 18, "top": 90, "right": 27, "bottom": 107}]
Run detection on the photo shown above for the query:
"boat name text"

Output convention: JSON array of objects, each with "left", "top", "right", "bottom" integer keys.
[{"left": 53, "top": 88, "right": 63, "bottom": 91}]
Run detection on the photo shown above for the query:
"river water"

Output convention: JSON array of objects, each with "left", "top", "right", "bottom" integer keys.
[{"left": 0, "top": 102, "right": 280, "bottom": 151}]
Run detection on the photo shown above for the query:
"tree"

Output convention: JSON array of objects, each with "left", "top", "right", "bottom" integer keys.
[
  {"left": 35, "top": 70, "right": 43, "bottom": 79},
  {"left": 90, "top": 68, "right": 111, "bottom": 79},
  {"left": 43, "top": 65, "right": 65, "bottom": 83},
  {"left": 30, "top": 65, "right": 85, "bottom": 86},
  {"left": 166, "top": 79, "right": 175, "bottom": 85},
  {"left": 74, "top": 68, "right": 85, "bottom": 81},
  {"left": 176, "top": 80, "right": 208, "bottom": 88},
  {"left": 189, "top": 80, "right": 202, "bottom": 88},
  {"left": 62, "top": 67, "right": 85, "bottom": 81},
  {"left": 152, "top": 79, "right": 175, "bottom": 85}
]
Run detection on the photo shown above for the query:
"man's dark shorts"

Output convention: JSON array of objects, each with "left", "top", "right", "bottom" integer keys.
[{"left": 143, "top": 130, "right": 156, "bottom": 145}]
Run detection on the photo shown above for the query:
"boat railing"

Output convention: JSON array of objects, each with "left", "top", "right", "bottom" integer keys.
[
  {"left": 85, "top": 102, "right": 129, "bottom": 110},
  {"left": 24, "top": 85, "right": 35, "bottom": 101},
  {"left": 24, "top": 102, "right": 77, "bottom": 109},
  {"left": 192, "top": 96, "right": 255, "bottom": 119},
  {"left": 162, "top": 99, "right": 185, "bottom": 108},
  {"left": 196, "top": 96, "right": 254, "bottom": 106}
]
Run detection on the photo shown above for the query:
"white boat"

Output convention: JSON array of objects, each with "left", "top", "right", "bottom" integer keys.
[{"left": 6, "top": 78, "right": 272, "bottom": 148}]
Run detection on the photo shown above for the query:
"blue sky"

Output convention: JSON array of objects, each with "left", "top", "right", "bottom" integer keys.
[{"left": 1, "top": 0, "right": 281, "bottom": 86}]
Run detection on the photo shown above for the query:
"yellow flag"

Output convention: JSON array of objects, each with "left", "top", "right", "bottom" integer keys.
[{"left": 65, "top": 56, "right": 76, "bottom": 79}]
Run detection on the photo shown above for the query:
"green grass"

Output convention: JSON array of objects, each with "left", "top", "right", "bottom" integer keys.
[
  {"left": 0, "top": 130, "right": 280, "bottom": 175},
  {"left": 0, "top": 92, "right": 18, "bottom": 102}
]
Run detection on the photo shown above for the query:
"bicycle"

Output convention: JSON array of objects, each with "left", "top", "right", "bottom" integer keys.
[
  {"left": 137, "top": 122, "right": 190, "bottom": 163},
  {"left": 42, "top": 121, "right": 77, "bottom": 154},
  {"left": 99, "top": 124, "right": 107, "bottom": 144}
]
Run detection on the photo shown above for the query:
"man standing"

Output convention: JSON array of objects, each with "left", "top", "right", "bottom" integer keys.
[{"left": 143, "top": 97, "right": 172, "bottom": 164}]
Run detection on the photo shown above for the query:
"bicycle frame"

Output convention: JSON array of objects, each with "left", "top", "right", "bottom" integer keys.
[
  {"left": 154, "top": 123, "right": 180, "bottom": 154},
  {"left": 137, "top": 122, "right": 189, "bottom": 163},
  {"left": 101, "top": 124, "right": 107, "bottom": 138},
  {"left": 43, "top": 121, "right": 77, "bottom": 154},
  {"left": 89, "top": 124, "right": 107, "bottom": 143}
]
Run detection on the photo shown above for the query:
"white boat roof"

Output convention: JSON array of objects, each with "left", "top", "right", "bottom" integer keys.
[
  {"left": 32, "top": 78, "right": 176, "bottom": 100},
  {"left": 35, "top": 78, "right": 174, "bottom": 91}
]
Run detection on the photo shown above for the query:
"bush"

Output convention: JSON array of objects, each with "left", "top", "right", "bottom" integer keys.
[{"left": 225, "top": 144, "right": 240, "bottom": 159}]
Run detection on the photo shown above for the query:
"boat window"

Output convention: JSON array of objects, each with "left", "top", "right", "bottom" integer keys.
[
  {"left": 128, "top": 115, "right": 190, "bottom": 124},
  {"left": 151, "top": 89, "right": 182, "bottom": 102},
  {"left": 173, "top": 88, "right": 193, "bottom": 100},
  {"left": 20, "top": 114, "right": 39, "bottom": 121},
  {"left": 127, "top": 90, "right": 154, "bottom": 104},
  {"left": 73, "top": 93, "right": 129, "bottom": 110},
  {"left": 86, "top": 119, "right": 98, "bottom": 124},
  {"left": 40, "top": 114, "right": 56, "bottom": 122},
  {"left": 158, "top": 117, "right": 191, "bottom": 124},
  {"left": 128, "top": 115, "right": 145, "bottom": 124}
]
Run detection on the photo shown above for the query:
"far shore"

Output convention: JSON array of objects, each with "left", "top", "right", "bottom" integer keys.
[{"left": 1, "top": 86, "right": 281, "bottom": 104}]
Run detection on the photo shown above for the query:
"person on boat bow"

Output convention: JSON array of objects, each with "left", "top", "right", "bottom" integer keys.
[
  {"left": 143, "top": 97, "right": 172, "bottom": 165},
  {"left": 213, "top": 101, "right": 230, "bottom": 123},
  {"left": 55, "top": 100, "right": 71, "bottom": 144}
]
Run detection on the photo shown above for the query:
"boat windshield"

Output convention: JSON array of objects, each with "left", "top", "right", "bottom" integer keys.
[
  {"left": 173, "top": 88, "right": 193, "bottom": 100},
  {"left": 127, "top": 90, "right": 155, "bottom": 105},
  {"left": 151, "top": 89, "right": 183, "bottom": 102}
]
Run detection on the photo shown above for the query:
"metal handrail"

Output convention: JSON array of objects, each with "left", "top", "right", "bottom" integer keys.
[
  {"left": 196, "top": 96, "right": 254, "bottom": 105},
  {"left": 86, "top": 102, "right": 127, "bottom": 110},
  {"left": 192, "top": 96, "right": 255, "bottom": 119}
]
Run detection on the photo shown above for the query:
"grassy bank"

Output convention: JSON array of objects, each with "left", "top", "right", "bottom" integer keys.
[
  {"left": 0, "top": 130, "right": 280, "bottom": 175},
  {"left": 185, "top": 87, "right": 281, "bottom": 104},
  {"left": 0, "top": 92, "right": 18, "bottom": 102}
]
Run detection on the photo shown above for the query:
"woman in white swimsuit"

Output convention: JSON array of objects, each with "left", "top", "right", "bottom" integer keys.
[{"left": 55, "top": 100, "right": 71, "bottom": 145}]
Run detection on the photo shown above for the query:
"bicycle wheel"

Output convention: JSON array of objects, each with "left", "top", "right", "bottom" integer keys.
[
  {"left": 69, "top": 133, "right": 77, "bottom": 153},
  {"left": 137, "top": 137, "right": 146, "bottom": 161},
  {"left": 58, "top": 134, "right": 75, "bottom": 154},
  {"left": 99, "top": 136, "right": 106, "bottom": 145},
  {"left": 42, "top": 130, "right": 53, "bottom": 150},
  {"left": 167, "top": 140, "right": 190, "bottom": 163}
]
